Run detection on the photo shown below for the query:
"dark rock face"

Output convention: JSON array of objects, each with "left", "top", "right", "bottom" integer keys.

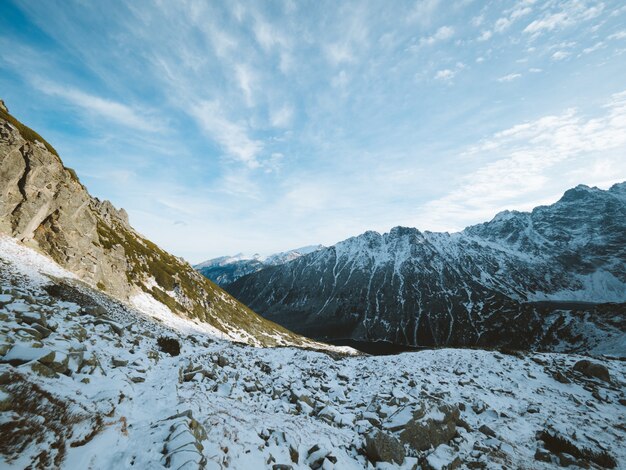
[{"left": 226, "top": 184, "right": 626, "bottom": 352}]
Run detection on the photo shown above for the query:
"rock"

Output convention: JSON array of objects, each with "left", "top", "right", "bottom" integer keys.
[
  {"left": 535, "top": 448, "right": 552, "bottom": 463},
  {"left": 478, "top": 424, "right": 496, "bottom": 438},
  {"left": 553, "top": 371, "right": 571, "bottom": 384},
  {"left": 364, "top": 430, "right": 405, "bottom": 464},
  {"left": 15, "top": 311, "right": 47, "bottom": 327},
  {"left": 425, "top": 444, "right": 462, "bottom": 470},
  {"left": 400, "top": 403, "right": 459, "bottom": 452},
  {"left": 112, "top": 358, "right": 128, "bottom": 367},
  {"left": 527, "top": 405, "right": 540, "bottom": 414},
  {"left": 272, "top": 465, "right": 293, "bottom": 470},
  {"left": 217, "top": 355, "right": 229, "bottom": 367},
  {"left": 558, "top": 452, "right": 577, "bottom": 467},
  {"left": 131, "top": 376, "right": 145, "bottom": 383},
  {"left": 94, "top": 319, "right": 123, "bottom": 336},
  {"left": 157, "top": 337, "right": 181, "bottom": 356},
  {"left": 30, "top": 361, "right": 58, "bottom": 378},
  {"left": 573, "top": 360, "right": 611, "bottom": 383}
]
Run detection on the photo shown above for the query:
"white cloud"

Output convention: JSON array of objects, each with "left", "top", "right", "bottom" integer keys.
[
  {"left": 477, "top": 30, "right": 492, "bottom": 42},
  {"left": 497, "top": 73, "right": 522, "bottom": 82},
  {"left": 417, "top": 91, "right": 626, "bottom": 231},
  {"left": 609, "top": 31, "right": 626, "bottom": 40},
  {"left": 524, "top": 12, "right": 569, "bottom": 35},
  {"left": 524, "top": 2, "right": 604, "bottom": 37},
  {"left": 582, "top": 42, "right": 604, "bottom": 54},
  {"left": 326, "top": 43, "right": 354, "bottom": 65},
  {"left": 408, "top": 0, "right": 441, "bottom": 26},
  {"left": 551, "top": 50, "right": 571, "bottom": 60},
  {"left": 420, "top": 26, "right": 454, "bottom": 46},
  {"left": 234, "top": 63, "right": 256, "bottom": 106},
  {"left": 191, "top": 100, "right": 263, "bottom": 168},
  {"left": 270, "top": 104, "right": 294, "bottom": 128},
  {"left": 529, "top": 67, "right": 542, "bottom": 73},
  {"left": 35, "top": 81, "right": 162, "bottom": 133},
  {"left": 434, "top": 69, "right": 455, "bottom": 81}
]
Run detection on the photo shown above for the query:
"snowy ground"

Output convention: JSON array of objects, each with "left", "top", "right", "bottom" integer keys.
[{"left": 1, "top": 237, "right": 625, "bottom": 469}]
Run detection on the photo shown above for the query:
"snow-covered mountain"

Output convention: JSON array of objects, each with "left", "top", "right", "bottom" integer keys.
[
  {"left": 1, "top": 235, "right": 624, "bottom": 469},
  {"left": 195, "top": 245, "right": 324, "bottom": 286},
  {"left": 226, "top": 183, "right": 626, "bottom": 351}
]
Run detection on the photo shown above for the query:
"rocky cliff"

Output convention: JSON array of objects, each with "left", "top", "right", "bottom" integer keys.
[{"left": 0, "top": 101, "right": 317, "bottom": 347}]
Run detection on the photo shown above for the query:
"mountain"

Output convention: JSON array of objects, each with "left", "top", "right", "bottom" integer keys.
[
  {"left": 0, "top": 101, "right": 329, "bottom": 348},
  {"left": 1, "top": 234, "right": 624, "bottom": 468},
  {"left": 195, "top": 244, "right": 324, "bottom": 286},
  {"left": 226, "top": 184, "right": 626, "bottom": 353}
]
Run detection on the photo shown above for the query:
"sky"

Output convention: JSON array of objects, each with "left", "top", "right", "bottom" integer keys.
[{"left": 1, "top": 0, "right": 626, "bottom": 263}]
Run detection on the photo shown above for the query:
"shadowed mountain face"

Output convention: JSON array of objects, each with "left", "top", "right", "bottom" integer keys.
[{"left": 226, "top": 183, "right": 626, "bottom": 352}]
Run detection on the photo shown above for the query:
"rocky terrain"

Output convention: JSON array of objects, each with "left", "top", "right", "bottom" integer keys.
[
  {"left": 195, "top": 245, "right": 324, "bottom": 286},
  {"left": 1, "top": 236, "right": 625, "bottom": 469},
  {"left": 226, "top": 184, "right": 626, "bottom": 352},
  {"left": 0, "top": 102, "right": 318, "bottom": 348}
]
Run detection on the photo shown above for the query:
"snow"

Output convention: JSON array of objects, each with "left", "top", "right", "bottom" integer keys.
[
  {"left": 2, "top": 243, "right": 625, "bottom": 469},
  {"left": 0, "top": 235, "right": 76, "bottom": 282}
]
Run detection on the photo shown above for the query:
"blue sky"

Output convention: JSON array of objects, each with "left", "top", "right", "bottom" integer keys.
[{"left": 1, "top": 0, "right": 626, "bottom": 262}]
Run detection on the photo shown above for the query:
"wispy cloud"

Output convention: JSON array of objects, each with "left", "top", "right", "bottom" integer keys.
[
  {"left": 420, "top": 26, "right": 454, "bottom": 46},
  {"left": 35, "top": 81, "right": 163, "bottom": 133},
  {"left": 191, "top": 100, "right": 263, "bottom": 168},
  {"left": 497, "top": 73, "right": 521, "bottom": 82}
]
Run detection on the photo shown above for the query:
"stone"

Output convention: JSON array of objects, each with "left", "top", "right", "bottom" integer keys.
[
  {"left": 400, "top": 403, "right": 459, "bottom": 452},
  {"left": 573, "top": 360, "right": 611, "bottom": 383},
  {"left": 535, "top": 448, "right": 552, "bottom": 463},
  {"left": 112, "top": 358, "right": 129, "bottom": 367},
  {"left": 364, "top": 430, "right": 405, "bottom": 464},
  {"left": 30, "top": 362, "right": 58, "bottom": 378},
  {"left": 217, "top": 355, "right": 229, "bottom": 367},
  {"left": 478, "top": 424, "right": 496, "bottom": 438},
  {"left": 558, "top": 452, "right": 577, "bottom": 467}
]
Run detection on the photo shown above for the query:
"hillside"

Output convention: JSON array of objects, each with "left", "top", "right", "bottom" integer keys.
[{"left": 0, "top": 101, "right": 329, "bottom": 348}]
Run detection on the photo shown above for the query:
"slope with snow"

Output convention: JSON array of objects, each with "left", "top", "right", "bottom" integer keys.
[{"left": 1, "top": 235, "right": 625, "bottom": 469}]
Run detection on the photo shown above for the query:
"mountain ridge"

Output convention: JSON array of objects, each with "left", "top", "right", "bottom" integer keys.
[{"left": 225, "top": 182, "right": 626, "bottom": 352}]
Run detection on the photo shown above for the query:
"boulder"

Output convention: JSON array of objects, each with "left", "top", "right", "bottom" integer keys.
[
  {"left": 364, "top": 430, "right": 405, "bottom": 464},
  {"left": 573, "top": 360, "right": 611, "bottom": 383},
  {"left": 400, "top": 403, "right": 459, "bottom": 452}
]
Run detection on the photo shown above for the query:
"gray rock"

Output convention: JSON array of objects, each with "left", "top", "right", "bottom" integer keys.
[
  {"left": 400, "top": 403, "right": 459, "bottom": 452},
  {"left": 365, "top": 430, "right": 405, "bottom": 464},
  {"left": 478, "top": 424, "right": 496, "bottom": 438},
  {"left": 573, "top": 360, "right": 611, "bottom": 383}
]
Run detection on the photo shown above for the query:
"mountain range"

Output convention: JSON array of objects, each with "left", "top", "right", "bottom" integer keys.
[
  {"left": 222, "top": 183, "right": 626, "bottom": 353},
  {"left": 194, "top": 245, "right": 324, "bottom": 286}
]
